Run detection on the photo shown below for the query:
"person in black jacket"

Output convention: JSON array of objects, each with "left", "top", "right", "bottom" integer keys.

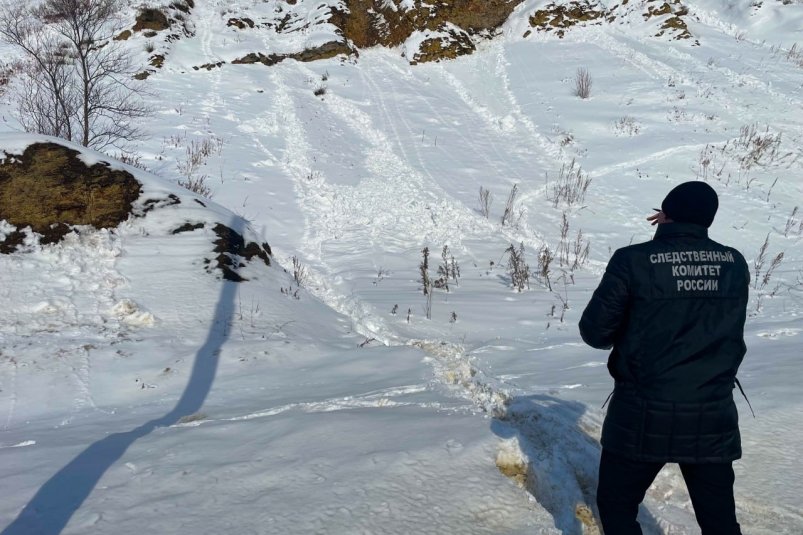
[{"left": 579, "top": 181, "right": 749, "bottom": 535}]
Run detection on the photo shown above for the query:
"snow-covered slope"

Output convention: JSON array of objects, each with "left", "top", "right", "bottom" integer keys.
[{"left": 1, "top": 0, "right": 803, "bottom": 533}]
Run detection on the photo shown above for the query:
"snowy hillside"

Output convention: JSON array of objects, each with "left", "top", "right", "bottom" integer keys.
[{"left": 1, "top": 0, "right": 803, "bottom": 533}]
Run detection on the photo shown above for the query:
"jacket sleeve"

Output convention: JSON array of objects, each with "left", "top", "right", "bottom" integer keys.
[{"left": 579, "top": 249, "right": 631, "bottom": 350}]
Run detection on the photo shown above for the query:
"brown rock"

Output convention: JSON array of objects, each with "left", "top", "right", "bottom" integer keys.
[{"left": 0, "top": 143, "right": 142, "bottom": 251}]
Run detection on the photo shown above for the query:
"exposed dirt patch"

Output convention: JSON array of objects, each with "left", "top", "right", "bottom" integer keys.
[
  {"left": 330, "top": 0, "right": 523, "bottom": 62},
  {"left": 227, "top": 17, "right": 255, "bottom": 29},
  {"left": 529, "top": 1, "right": 608, "bottom": 38},
  {"left": 527, "top": 0, "right": 696, "bottom": 42},
  {"left": 643, "top": 1, "right": 695, "bottom": 42},
  {"left": 138, "top": 194, "right": 181, "bottom": 215},
  {"left": 233, "top": 41, "right": 354, "bottom": 67},
  {"left": 408, "top": 25, "right": 476, "bottom": 65},
  {"left": 133, "top": 8, "right": 170, "bottom": 33},
  {"left": 232, "top": 52, "right": 284, "bottom": 67},
  {"left": 171, "top": 222, "right": 205, "bottom": 234},
  {"left": 115, "top": 29, "right": 133, "bottom": 41},
  {"left": 606, "top": 0, "right": 696, "bottom": 43},
  {"left": 206, "top": 223, "right": 272, "bottom": 282},
  {"left": 193, "top": 61, "right": 226, "bottom": 71},
  {"left": 170, "top": 0, "right": 194, "bottom": 14},
  {"left": 0, "top": 228, "right": 26, "bottom": 254},
  {"left": 496, "top": 448, "right": 528, "bottom": 487},
  {"left": 0, "top": 143, "right": 142, "bottom": 252},
  {"left": 149, "top": 54, "right": 166, "bottom": 68}
]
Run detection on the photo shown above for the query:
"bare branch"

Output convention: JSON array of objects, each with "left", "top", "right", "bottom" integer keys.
[{"left": 0, "top": 0, "right": 149, "bottom": 150}]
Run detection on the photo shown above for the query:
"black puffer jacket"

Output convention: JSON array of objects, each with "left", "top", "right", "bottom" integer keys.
[{"left": 580, "top": 223, "right": 750, "bottom": 463}]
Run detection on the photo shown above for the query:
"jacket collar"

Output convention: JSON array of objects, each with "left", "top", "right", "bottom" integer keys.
[{"left": 653, "top": 222, "right": 709, "bottom": 240}]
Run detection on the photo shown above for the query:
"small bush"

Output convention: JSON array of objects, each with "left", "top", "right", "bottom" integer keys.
[
  {"left": 545, "top": 159, "right": 591, "bottom": 207},
  {"left": 573, "top": 67, "right": 592, "bottom": 99},
  {"left": 178, "top": 174, "right": 212, "bottom": 198},
  {"left": 784, "top": 206, "right": 802, "bottom": 237},
  {"left": 613, "top": 116, "right": 641, "bottom": 136},
  {"left": 313, "top": 85, "right": 327, "bottom": 97},
  {"left": 537, "top": 245, "right": 554, "bottom": 290},
  {"left": 434, "top": 245, "right": 460, "bottom": 291},
  {"left": 478, "top": 186, "right": 492, "bottom": 218},
  {"left": 505, "top": 243, "right": 530, "bottom": 292},
  {"left": 753, "top": 234, "right": 784, "bottom": 291},
  {"left": 501, "top": 184, "right": 519, "bottom": 226},
  {"left": 735, "top": 124, "right": 783, "bottom": 170},
  {"left": 292, "top": 255, "right": 307, "bottom": 286},
  {"left": 420, "top": 247, "right": 432, "bottom": 319},
  {"left": 752, "top": 234, "right": 785, "bottom": 313}
]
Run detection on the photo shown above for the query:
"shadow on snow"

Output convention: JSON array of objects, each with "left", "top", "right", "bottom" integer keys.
[
  {"left": 2, "top": 219, "right": 245, "bottom": 535},
  {"left": 491, "top": 393, "right": 663, "bottom": 535}
]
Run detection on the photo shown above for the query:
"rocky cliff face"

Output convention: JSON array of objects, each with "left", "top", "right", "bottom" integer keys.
[
  {"left": 109, "top": 0, "right": 803, "bottom": 71},
  {"left": 109, "top": 0, "right": 713, "bottom": 71},
  {"left": 329, "top": 0, "right": 523, "bottom": 63}
]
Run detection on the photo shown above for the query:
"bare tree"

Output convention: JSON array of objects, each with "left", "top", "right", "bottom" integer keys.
[
  {"left": 0, "top": 0, "right": 149, "bottom": 150},
  {"left": 0, "top": 9, "right": 76, "bottom": 139}
]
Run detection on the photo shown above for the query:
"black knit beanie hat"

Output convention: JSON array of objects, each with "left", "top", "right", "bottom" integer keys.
[{"left": 661, "top": 181, "right": 719, "bottom": 228}]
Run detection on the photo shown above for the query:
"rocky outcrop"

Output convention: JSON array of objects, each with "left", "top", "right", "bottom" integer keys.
[
  {"left": 232, "top": 41, "right": 354, "bottom": 67},
  {"left": 0, "top": 139, "right": 271, "bottom": 283},
  {"left": 330, "top": 0, "right": 522, "bottom": 62},
  {"left": 0, "top": 143, "right": 142, "bottom": 248}
]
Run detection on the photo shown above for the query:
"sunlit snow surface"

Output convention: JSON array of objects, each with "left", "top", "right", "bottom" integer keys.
[{"left": 1, "top": 1, "right": 803, "bottom": 533}]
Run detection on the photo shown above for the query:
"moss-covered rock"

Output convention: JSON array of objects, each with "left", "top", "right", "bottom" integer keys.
[
  {"left": 0, "top": 143, "right": 142, "bottom": 250},
  {"left": 133, "top": 8, "right": 170, "bottom": 33}
]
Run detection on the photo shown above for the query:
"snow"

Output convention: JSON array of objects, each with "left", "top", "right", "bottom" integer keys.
[{"left": 1, "top": 0, "right": 803, "bottom": 533}]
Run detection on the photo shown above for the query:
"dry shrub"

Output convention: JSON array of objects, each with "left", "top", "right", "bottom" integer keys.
[
  {"left": 546, "top": 159, "right": 591, "bottom": 207},
  {"left": 574, "top": 67, "right": 592, "bottom": 99}
]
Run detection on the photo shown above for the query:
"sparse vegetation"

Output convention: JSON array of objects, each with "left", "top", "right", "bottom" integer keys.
[
  {"left": 784, "top": 206, "right": 802, "bottom": 237},
  {"left": 434, "top": 245, "right": 460, "bottom": 292},
  {"left": 177, "top": 175, "right": 212, "bottom": 198},
  {"left": 420, "top": 247, "right": 433, "bottom": 319},
  {"left": 175, "top": 135, "right": 224, "bottom": 198},
  {"left": 545, "top": 159, "right": 591, "bottom": 208},
  {"left": 771, "top": 42, "right": 803, "bottom": 68},
  {"left": 753, "top": 234, "right": 784, "bottom": 291},
  {"left": 573, "top": 67, "right": 592, "bottom": 99},
  {"left": 478, "top": 186, "right": 492, "bottom": 218},
  {"left": 752, "top": 234, "right": 785, "bottom": 312},
  {"left": 555, "top": 212, "right": 590, "bottom": 270},
  {"left": 292, "top": 256, "right": 307, "bottom": 286},
  {"left": 613, "top": 116, "right": 641, "bottom": 136},
  {"left": 501, "top": 184, "right": 520, "bottom": 227},
  {"left": 505, "top": 243, "right": 530, "bottom": 292},
  {"left": 734, "top": 124, "right": 785, "bottom": 170},
  {"left": 537, "top": 245, "right": 555, "bottom": 290},
  {"left": 695, "top": 124, "right": 794, "bottom": 200}
]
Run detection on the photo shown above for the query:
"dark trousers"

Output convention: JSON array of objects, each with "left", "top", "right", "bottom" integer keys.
[{"left": 597, "top": 449, "right": 742, "bottom": 535}]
